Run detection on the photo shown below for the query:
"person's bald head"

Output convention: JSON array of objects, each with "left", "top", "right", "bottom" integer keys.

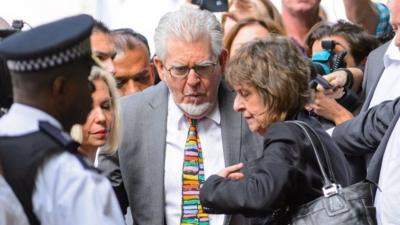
[{"left": 112, "top": 29, "right": 154, "bottom": 96}]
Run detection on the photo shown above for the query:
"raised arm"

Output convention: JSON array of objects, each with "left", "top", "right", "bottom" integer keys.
[
  {"left": 343, "top": 0, "right": 380, "bottom": 35},
  {"left": 332, "top": 97, "right": 400, "bottom": 155}
]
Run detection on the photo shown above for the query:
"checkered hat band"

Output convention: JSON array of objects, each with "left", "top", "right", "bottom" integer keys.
[{"left": 7, "top": 39, "right": 91, "bottom": 72}]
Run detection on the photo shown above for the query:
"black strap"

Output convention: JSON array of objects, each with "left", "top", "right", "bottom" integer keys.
[
  {"left": 286, "top": 121, "right": 337, "bottom": 186},
  {"left": 39, "top": 121, "right": 79, "bottom": 153},
  {"left": 335, "top": 68, "right": 354, "bottom": 89}
]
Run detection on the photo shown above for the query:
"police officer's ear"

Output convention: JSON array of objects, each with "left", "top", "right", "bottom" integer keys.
[{"left": 52, "top": 76, "right": 67, "bottom": 96}]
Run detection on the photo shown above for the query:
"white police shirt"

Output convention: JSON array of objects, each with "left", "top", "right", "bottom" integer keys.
[
  {"left": 0, "top": 103, "right": 125, "bottom": 225},
  {"left": 0, "top": 176, "right": 29, "bottom": 225}
]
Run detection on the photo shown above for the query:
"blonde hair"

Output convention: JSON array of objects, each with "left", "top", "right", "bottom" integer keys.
[{"left": 70, "top": 66, "right": 121, "bottom": 155}]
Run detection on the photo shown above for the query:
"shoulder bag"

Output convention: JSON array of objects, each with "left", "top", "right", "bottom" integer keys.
[{"left": 285, "top": 120, "right": 377, "bottom": 225}]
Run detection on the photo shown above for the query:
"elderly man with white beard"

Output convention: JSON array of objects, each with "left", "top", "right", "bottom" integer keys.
[{"left": 98, "top": 6, "right": 263, "bottom": 225}]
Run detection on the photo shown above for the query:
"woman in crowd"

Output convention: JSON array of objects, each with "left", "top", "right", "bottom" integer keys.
[
  {"left": 222, "top": 0, "right": 283, "bottom": 36},
  {"left": 224, "top": 18, "right": 285, "bottom": 59},
  {"left": 305, "top": 20, "right": 380, "bottom": 128},
  {"left": 71, "top": 66, "right": 120, "bottom": 163},
  {"left": 199, "top": 37, "right": 351, "bottom": 224},
  {"left": 305, "top": 21, "right": 380, "bottom": 182}
]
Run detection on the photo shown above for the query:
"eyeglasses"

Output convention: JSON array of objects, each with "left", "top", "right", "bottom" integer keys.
[{"left": 166, "top": 62, "right": 217, "bottom": 78}]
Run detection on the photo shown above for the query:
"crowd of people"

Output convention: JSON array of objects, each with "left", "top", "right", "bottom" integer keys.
[{"left": 0, "top": 0, "right": 400, "bottom": 225}]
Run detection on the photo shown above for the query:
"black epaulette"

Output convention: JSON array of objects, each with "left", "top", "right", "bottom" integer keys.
[{"left": 39, "top": 121, "right": 100, "bottom": 173}]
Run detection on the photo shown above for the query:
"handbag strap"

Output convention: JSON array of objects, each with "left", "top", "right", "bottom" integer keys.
[{"left": 286, "top": 121, "right": 340, "bottom": 196}]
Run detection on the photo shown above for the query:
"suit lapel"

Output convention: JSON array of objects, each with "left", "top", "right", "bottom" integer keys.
[
  {"left": 219, "top": 81, "right": 242, "bottom": 166},
  {"left": 218, "top": 81, "right": 241, "bottom": 225},
  {"left": 364, "top": 66, "right": 385, "bottom": 110},
  {"left": 363, "top": 42, "right": 390, "bottom": 110},
  {"left": 146, "top": 82, "right": 169, "bottom": 221},
  {"left": 367, "top": 111, "right": 400, "bottom": 183}
]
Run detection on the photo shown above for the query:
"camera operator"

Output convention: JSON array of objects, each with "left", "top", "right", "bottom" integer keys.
[
  {"left": 305, "top": 20, "right": 379, "bottom": 130},
  {"left": 305, "top": 21, "right": 380, "bottom": 183}
]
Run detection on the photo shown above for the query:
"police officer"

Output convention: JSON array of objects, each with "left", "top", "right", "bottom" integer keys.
[{"left": 0, "top": 15, "right": 124, "bottom": 225}]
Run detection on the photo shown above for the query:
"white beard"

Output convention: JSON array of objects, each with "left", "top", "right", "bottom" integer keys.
[{"left": 178, "top": 102, "right": 212, "bottom": 117}]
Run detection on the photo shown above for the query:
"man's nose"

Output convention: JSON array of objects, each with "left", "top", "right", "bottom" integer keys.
[
  {"left": 121, "top": 80, "right": 141, "bottom": 96},
  {"left": 186, "top": 69, "right": 201, "bottom": 86}
]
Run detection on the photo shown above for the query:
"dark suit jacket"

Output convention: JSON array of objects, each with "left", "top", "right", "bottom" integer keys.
[
  {"left": 98, "top": 81, "right": 263, "bottom": 225},
  {"left": 360, "top": 41, "right": 390, "bottom": 111},
  {"left": 200, "top": 111, "right": 351, "bottom": 222},
  {"left": 332, "top": 41, "right": 390, "bottom": 182},
  {"left": 332, "top": 97, "right": 400, "bottom": 184}
]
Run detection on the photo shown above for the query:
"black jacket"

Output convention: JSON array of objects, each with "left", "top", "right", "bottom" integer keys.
[{"left": 200, "top": 111, "right": 351, "bottom": 223}]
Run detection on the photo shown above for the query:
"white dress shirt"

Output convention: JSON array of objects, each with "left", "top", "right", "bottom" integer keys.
[
  {"left": 369, "top": 38, "right": 400, "bottom": 108},
  {"left": 0, "top": 103, "right": 125, "bottom": 225},
  {"left": 0, "top": 176, "right": 29, "bottom": 225},
  {"left": 164, "top": 95, "right": 226, "bottom": 225},
  {"left": 375, "top": 119, "right": 400, "bottom": 225}
]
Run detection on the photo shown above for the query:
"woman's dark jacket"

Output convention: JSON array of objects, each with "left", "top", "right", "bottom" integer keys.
[{"left": 200, "top": 111, "right": 351, "bottom": 221}]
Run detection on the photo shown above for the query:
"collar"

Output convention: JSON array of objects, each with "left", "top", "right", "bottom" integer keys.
[
  {"left": 384, "top": 38, "right": 400, "bottom": 67},
  {"left": 167, "top": 93, "right": 220, "bottom": 130},
  {"left": 0, "top": 103, "right": 62, "bottom": 136}
]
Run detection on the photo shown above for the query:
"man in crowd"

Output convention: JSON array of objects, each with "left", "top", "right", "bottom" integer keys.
[
  {"left": 0, "top": 15, "right": 124, "bottom": 225},
  {"left": 98, "top": 6, "right": 262, "bottom": 225},
  {"left": 91, "top": 20, "right": 116, "bottom": 75},
  {"left": 328, "top": 2, "right": 400, "bottom": 224},
  {"left": 111, "top": 28, "right": 155, "bottom": 96},
  {"left": 332, "top": 96, "right": 400, "bottom": 225},
  {"left": 361, "top": 0, "right": 400, "bottom": 111},
  {"left": 281, "top": 0, "right": 321, "bottom": 50},
  {"left": 343, "top": 0, "right": 392, "bottom": 40}
]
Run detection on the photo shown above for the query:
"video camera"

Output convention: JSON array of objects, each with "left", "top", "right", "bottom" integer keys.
[
  {"left": 309, "top": 40, "right": 361, "bottom": 112},
  {"left": 310, "top": 40, "right": 347, "bottom": 77}
]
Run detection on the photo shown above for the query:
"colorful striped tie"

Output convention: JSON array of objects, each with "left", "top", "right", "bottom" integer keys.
[{"left": 181, "top": 118, "right": 209, "bottom": 225}]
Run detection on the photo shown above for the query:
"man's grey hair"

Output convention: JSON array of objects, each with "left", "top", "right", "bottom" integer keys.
[
  {"left": 154, "top": 6, "right": 223, "bottom": 61},
  {"left": 112, "top": 32, "right": 149, "bottom": 58}
]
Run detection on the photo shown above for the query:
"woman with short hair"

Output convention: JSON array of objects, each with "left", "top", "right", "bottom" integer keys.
[{"left": 199, "top": 37, "right": 351, "bottom": 224}]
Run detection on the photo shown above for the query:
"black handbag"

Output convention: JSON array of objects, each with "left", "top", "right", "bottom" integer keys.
[{"left": 286, "top": 121, "right": 377, "bottom": 225}]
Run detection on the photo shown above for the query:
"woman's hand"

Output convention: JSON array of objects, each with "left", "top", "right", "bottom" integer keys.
[{"left": 217, "top": 162, "right": 245, "bottom": 181}]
